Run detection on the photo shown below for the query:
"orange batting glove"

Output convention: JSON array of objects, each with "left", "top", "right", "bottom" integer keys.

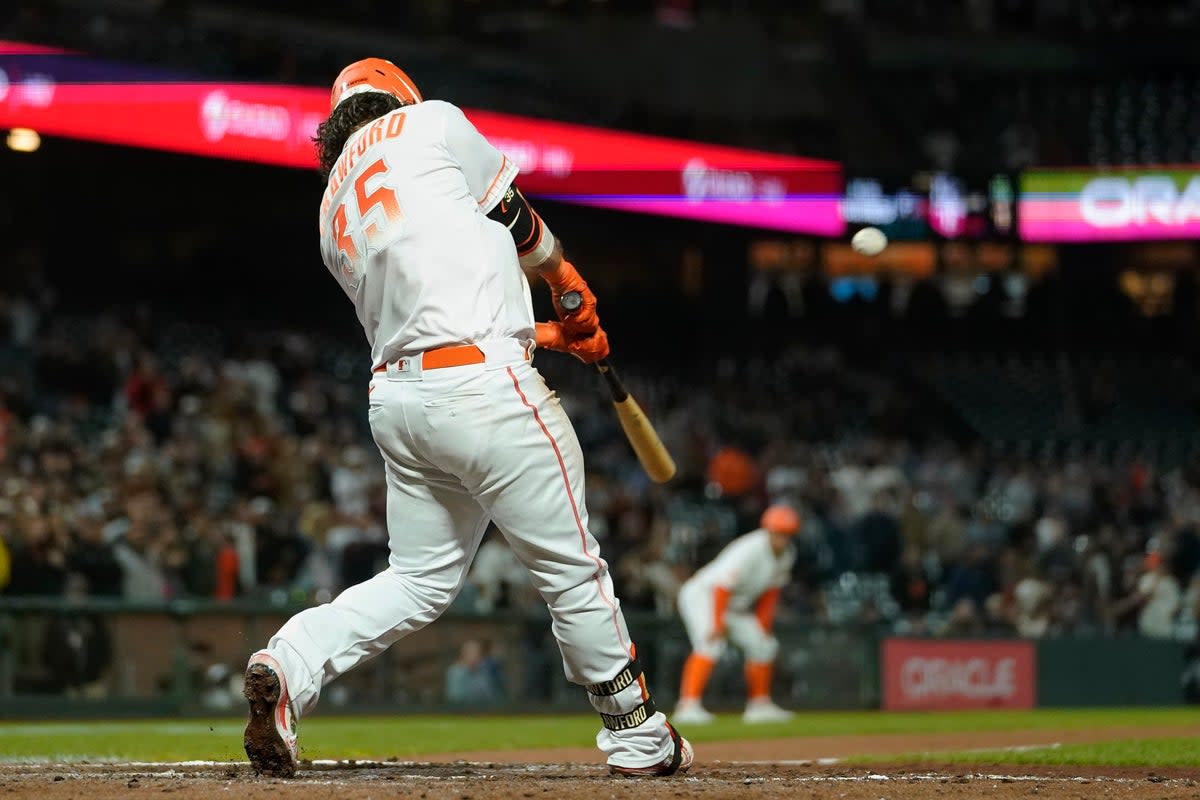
[
  {"left": 535, "top": 321, "right": 567, "bottom": 351},
  {"left": 535, "top": 321, "right": 609, "bottom": 364},
  {"left": 543, "top": 259, "right": 600, "bottom": 337}
]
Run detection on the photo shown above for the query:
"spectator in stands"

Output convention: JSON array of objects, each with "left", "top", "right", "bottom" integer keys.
[
  {"left": 213, "top": 529, "right": 242, "bottom": 600},
  {"left": 250, "top": 497, "right": 312, "bottom": 591},
  {"left": 890, "top": 543, "right": 933, "bottom": 623},
  {"left": 329, "top": 445, "right": 372, "bottom": 517},
  {"left": 1049, "top": 579, "right": 1087, "bottom": 634},
  {"left": 68, "top": 506, "right": 123, "bottom": 597},
  {"left": 854, "top": 489, "right": 903, "bottom": 572},
  {"left": 1114, "top": 551, "right": 1182, "bottom": 639},
  {"left": 123, "top": 352, "right": 172, "bottom": 444},
  {"left": 616, "top": 523, "right": 681, "bottom": 617},
  {"left": 0, "top": 507, "right": 11, "bottom": 593},
  {"left": 936, "top": 596, "right": 985, "bottom": 637},
  {"left": 922, "top": 502, "right": 968, "bottom": 568},
  {"left": 444, "top": 639, "right": 505, "bottom": 707},
  {"left": 466, "top": 526, "right": 524, "bottom": 613},
  {"left": 1034, "top": 513, "right": 1075, "bottom": 581},
  {"left": 7, "top": 512, "right": 69, "bottom": 596},
  {"left": 1010, "top": 568, "right": 1052, "bottom": 638},
  {"left": 943, "top": 542, "right": 996, "bottom": 614},
  {"left": 2, "top": 291, "right": 1200, "bottom": 656}
]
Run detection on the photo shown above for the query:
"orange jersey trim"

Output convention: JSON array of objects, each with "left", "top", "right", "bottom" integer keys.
[{"left": 478, "top": 155, "right": 511, "bottom": 209}]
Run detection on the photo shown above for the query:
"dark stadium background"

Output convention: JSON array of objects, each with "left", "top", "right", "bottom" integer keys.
[{"left": 2, "top": 0, "right": 1200, "bottom": 715}]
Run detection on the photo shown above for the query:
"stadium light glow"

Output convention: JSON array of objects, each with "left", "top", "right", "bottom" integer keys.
[{"left": 6, "top": 127, "right": 39, "bottom": 152}]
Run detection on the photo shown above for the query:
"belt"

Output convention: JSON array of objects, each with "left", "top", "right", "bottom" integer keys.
[{"left": 372, "top": 344, "right": 486, "bottom": 374}]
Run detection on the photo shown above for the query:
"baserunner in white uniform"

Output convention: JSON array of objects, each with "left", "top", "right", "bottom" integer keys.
[
  {"left": 241, "top": 58, "right": 693, "bottom": 779},
  {"left": 673, "top": 505, "right": 800, "bottom": 724}
]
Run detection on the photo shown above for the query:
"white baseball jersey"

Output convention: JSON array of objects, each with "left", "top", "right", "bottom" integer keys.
[
  {"left": 258, "top": 99, "right": 682, "bottom": 770},
  {"left": 684, "top": 529, "right": 795, "bottom": 612},
  {"left": 318, "top": 100, "right": 530, "bottom": 367}
]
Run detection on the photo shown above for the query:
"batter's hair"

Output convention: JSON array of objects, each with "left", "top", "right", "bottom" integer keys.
[{"left": 314, "top": 92, "right": 405, "bottom": 179}]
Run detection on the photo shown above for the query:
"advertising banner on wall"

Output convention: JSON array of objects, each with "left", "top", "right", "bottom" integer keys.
[
  {"left": 881, "top": 639, "right": 1036, "bottom": 710},
  {"left": 1019, "top": 168, "right": 1200, "bottom": 242},
  {"left": 842, "top": 173, "right": 1016, "bottom": 241},
  {"left": 0, "top": 40, "right": 842, "bottom": 235}
]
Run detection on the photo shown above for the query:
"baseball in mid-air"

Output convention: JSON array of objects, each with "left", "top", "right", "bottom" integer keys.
[{"left": 851, "top": 226, "right": 888, "bottom": 257}]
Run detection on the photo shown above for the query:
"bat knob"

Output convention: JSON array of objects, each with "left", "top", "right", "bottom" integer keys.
[{"left": 559, "top": 291, "right": 583, "bottom": 312}]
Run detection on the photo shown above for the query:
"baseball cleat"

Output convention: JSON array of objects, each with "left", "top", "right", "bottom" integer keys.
[
  {"left": 243, "top": 650, "right": 299, "bottom": 778},
  {"left": 609, "top": 722, "right": 694, "bottom": 777},
  {"left": 671, "top": 700, "right": 715, "bottom": 725},
  {"left": 742, "top": 698, "right": 794, "bottom": 723}
]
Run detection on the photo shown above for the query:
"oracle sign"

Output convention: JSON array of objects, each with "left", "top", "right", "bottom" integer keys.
[
  {"left": 1020, "top": 168, "right": 1200, "bottom": 241},
  {"left": 1079, "top": 176, "right": 1200, "bottom": 227},
  {"left": 882, "top": 639, "right": 1036, "bottom": 710}
]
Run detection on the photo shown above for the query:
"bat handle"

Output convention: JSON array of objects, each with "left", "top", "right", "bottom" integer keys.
[
  {"left": 559, "top": 290, "right": 583, "bottom": 312},
  {"left": 594, "top": 358, "right": 625, "bottom": 401}
]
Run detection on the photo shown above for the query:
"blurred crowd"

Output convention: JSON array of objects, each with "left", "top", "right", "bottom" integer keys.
[{"left": 2, "top": 286, "right": 1199, "bottom": 652}]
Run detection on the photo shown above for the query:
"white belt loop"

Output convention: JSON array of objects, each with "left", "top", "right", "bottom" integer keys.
[{"left": 478, "top": 338, "right": 532, "bottom": 369}]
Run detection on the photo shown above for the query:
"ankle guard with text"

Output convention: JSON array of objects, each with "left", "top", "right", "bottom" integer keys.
[{"left": 588, "top": 657, "right": 657, "bottom": 732}]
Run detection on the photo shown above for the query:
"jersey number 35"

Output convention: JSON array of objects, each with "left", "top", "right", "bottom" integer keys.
[{"left": 331, "top": 155, "right": 403, "bottom": 263}]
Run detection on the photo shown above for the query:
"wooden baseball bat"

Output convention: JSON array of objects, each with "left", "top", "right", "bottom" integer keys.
[
  {"left": 559, "top": 291, "right": 676, "bottom": 483},
  {"left": 595, "top": 358, "right": 677, "bottom": 483}
]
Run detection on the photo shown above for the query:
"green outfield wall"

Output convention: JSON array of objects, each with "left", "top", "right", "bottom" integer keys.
[{"left": 1035, "top": 636, "right": 1188, "bottom": 707}]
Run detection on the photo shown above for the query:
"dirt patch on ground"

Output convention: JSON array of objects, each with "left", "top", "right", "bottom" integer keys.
[
  {"left": 2, "top": 761, "right": 1199, "bottom": 800},
  {"left": 2, "top": 724, "right": 1197, "bottom": 799}
]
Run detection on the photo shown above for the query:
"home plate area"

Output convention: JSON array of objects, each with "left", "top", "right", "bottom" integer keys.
[{"left": 2, "top": 751, "right": 1198, "bottom": 800}]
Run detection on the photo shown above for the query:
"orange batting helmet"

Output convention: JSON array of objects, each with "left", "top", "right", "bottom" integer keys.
[
  {"left": 330, "top": 58, "right": 422, "bottom": 111},
  {"left": 760, "top": 505, "right": 802, "bottom": 536}
]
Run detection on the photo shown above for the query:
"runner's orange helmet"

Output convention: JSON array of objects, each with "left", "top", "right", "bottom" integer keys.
[
  {"left": 760, "top": 505, "right": 802, "bottom": 536},
  {"left": 330, "top": 58, "right": 422, "bottom": 111}
]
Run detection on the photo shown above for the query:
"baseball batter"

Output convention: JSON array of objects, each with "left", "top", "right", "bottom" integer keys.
[
  {"left": 240, "top": 58, "right": 692, "bottom": 778},
  {"left": 673, "top": 505, "right": 800, "bottom": 724}
]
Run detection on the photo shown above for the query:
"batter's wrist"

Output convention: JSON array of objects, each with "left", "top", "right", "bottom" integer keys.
[{"left": 532, "top": 240, "right": 564, "bottom": 275}]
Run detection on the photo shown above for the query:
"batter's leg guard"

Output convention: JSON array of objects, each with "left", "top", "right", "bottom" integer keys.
[{"left": 588, "top": 656, "right": 694, "bottom": 777}]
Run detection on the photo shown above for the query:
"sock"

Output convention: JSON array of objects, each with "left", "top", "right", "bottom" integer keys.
[
  {"left": 679, "top": 654, "right": 715, "bottom": 702},
  {"left": 745, "top": 661, "right": 773, "bottom": 700}
]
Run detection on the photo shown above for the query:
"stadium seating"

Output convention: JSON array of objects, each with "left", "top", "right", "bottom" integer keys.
[{"left": 920, "top": 352, "right": 1200, "bottom": 466}]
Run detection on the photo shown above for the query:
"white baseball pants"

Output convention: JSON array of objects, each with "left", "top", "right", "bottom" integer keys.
[
  {"left": 677, "top": 580, "right": 779, "bottom": 663},
  {"left": 262, "top": 339, "right": 674, "bottom": 767}
]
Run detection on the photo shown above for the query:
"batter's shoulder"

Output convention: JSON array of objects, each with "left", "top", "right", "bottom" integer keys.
[{"left": 414, "top": 99, "right": 463, "bottom": 119}]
